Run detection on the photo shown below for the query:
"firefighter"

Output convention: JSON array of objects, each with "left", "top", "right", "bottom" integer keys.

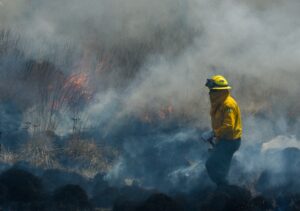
[{"left": 203, "top": 75, "right": 242, "bottom": 186}]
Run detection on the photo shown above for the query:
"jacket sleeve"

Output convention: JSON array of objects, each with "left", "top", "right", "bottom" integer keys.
[{"left": 214, "top": 105, "right": 236, "bottom": 140}]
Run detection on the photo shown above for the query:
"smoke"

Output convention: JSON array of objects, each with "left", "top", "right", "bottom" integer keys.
[
  {"left": 0, "top": 0, "right": 300, "bottom": 192},
  {"left": 262, "top": 135, "right": 300, "bottom": 152}
]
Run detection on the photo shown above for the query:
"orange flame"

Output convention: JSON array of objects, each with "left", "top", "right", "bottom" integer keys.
[
  {"left": 49, "top": 72, "right": 93, "bottom": 111},
  {"left": 140, "top": 105, "right": 174, "bottom": 123},
  {"left": 64, "top": 73, "right": 89, "bottom": 89}
]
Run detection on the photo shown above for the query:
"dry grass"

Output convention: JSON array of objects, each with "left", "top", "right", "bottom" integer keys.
[
  {"left": 19, "top": 134, "right": 61, "bottom": 169},
  {"left": 64, "top": 138, "right": 118, "bottom": 177},
  {"left": 0, "top": 145, "right": 18, "bottom": 164},
  {"left": 0, "top": 133, "right": 118, "bottom": 178}
]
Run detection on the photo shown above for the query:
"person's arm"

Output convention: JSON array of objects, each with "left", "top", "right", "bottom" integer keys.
[{"left": 214, "top": 105, "right": 236, "bottom": 140}]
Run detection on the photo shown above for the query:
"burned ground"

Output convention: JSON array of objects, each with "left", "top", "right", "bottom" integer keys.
[{"left": 0, "top": 150, "right": 300, "bottom": 211}]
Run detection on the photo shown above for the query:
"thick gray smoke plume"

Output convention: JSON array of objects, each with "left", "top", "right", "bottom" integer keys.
[{"left": 1, "top": 0, "right": 300, "bottom": 191}]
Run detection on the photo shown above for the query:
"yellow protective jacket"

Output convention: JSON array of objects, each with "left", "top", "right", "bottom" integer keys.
[{"left": 210, "top": 91, "right": 242, "bottom": 141}]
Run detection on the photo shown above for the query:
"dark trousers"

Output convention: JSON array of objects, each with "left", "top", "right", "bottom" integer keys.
[{"left": 205, "top": 139, "right": 241, "bottom": 186}]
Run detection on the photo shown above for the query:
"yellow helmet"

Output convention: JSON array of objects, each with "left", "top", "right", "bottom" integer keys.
[{"left": 205, "top": 75, "right": 232, "bottom": 90}]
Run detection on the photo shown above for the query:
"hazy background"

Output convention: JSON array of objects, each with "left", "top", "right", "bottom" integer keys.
[{"left": 0, "top": 0, "right": 299, "bottom": 191}]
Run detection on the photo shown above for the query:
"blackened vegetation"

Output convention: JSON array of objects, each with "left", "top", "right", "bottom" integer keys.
[
  {"left": 3, "top": 147, "right": 300, "bottom": 211},
  {"left": 1, "top": 153, "right": 300, "bottom": 211},
  {"left": 0, "top": 168, "right": 92, "bottom": 210},
  {"left": 248, "top": 196, "right": 275, "bottom": 211},
  {"left": 113, "top": 192, "right": 184, "bottom": 211},
  {"left": 0, "top": 168, "right": 46, "bottom": 210},
  {"left": 41, "top": 169, "right": 89, "bottom": 192},
  {"left": 92, "top": 182, "right": 155, "bottom": 209},
  {"left": 51, "top": 184, "right": 92, "bottom": 211},
  {"left": 111, "top": 147, "right": 300, "bottom": 211},
  {"left": 198, "top": 185, "right": 251, "bottom": 211},
  {"left": 136, "top": 193, "right": 184, "bottom": 211}
]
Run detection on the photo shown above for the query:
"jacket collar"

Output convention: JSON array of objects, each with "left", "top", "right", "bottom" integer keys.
[{"left": 210, "top": 90, "right": 230, "bottom": 109}]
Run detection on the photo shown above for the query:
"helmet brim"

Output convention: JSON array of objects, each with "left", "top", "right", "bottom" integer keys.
[{"left": 210, "top": 86, "right": 232, "bottom": 90}]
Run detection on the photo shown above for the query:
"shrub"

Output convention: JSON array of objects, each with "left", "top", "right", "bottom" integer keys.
[{"left": 51, "top": 184, "right": 93, "bottom": 211}]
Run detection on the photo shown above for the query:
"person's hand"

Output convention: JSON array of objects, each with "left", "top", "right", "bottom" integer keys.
[{"left": 201, "top": 131, "right": 214, "bottom": 143}]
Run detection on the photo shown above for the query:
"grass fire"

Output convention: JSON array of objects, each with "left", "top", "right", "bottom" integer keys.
[{"left": 0, "top": 0, "right": 300, "bottom": 210}]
